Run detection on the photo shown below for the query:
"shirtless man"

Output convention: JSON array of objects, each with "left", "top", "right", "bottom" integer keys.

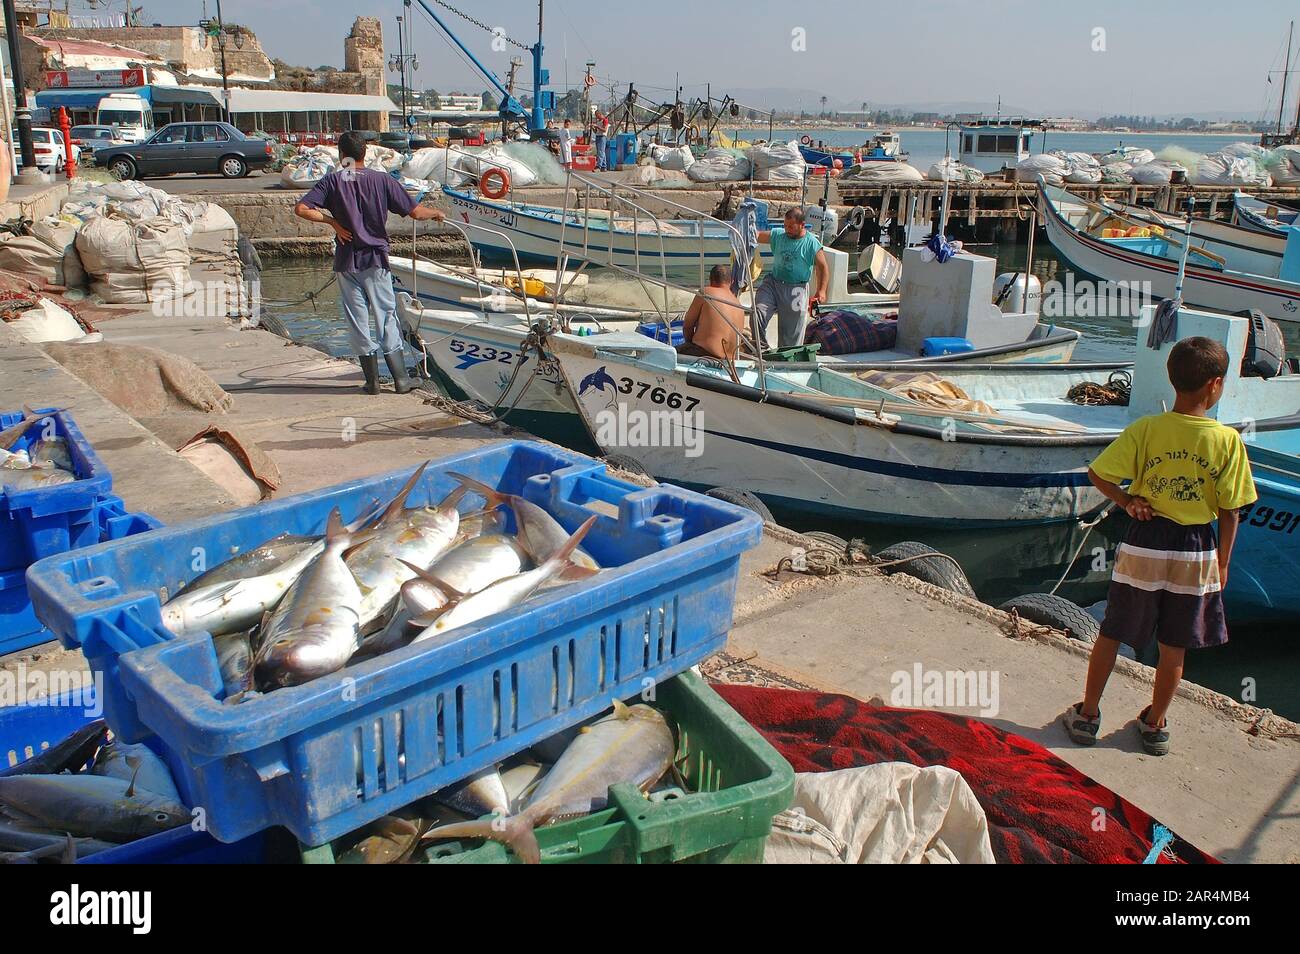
[{"left": 679, "top": 265, "right": 746, "bottom": 361}]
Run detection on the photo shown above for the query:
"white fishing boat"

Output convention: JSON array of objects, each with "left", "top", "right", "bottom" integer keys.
[
  {"left": 397, "top": 246, "right": 1080, "bottom": 442},
  {"left": 1231, "top": 192, "right": 1299, "bottom": 237},
  {"left": 1040, "top": 182, "right": 1300, "bottom": 323},
  {"left": 549, "top": 305, "right": 1300, "bottom": 527},
  {"left": 957, "top": 117, "right": 1043, "bottom": 173}
]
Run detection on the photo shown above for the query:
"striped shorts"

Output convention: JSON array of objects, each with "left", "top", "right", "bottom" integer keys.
[{"left": 1101, "top": 516, "right": 1228, "bottom": 650}]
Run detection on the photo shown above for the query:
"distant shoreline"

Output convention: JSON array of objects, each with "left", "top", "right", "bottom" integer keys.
[{"left": 713, "top": 123, "right": 1255, "bottom": 138}]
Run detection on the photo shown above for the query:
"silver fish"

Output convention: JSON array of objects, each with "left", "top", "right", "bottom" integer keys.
[
  {"left": 337, "top": 814, "right": 429, "bottom": 865},
  {"left": 0, "top": 720, "right": 107, "bottom": 778},
  {"left": 346, "top": 464, "right": 463, "bottom": 631},
  {"left": 0, "top": 821, "right": 115, "bottom": 861},
  {"left": 0, "top": 406, "right": 48, "bottom": 450},
  {"left": 422, "top": 700, "right": 675, "bottom": 863},
  {"left": 1, "top": 463, "right": 75, "bottom": 491},
  {"left": 160, "top": 538, "right": 325, "bottom": 638},
  {"left": 500, "top": 761, "right": 548, "bottom": 813},
  {"left": 409, "top": 516, "right": 598, "bottom": 646},
  {"left": 90, "top": 742, "right": 181, "bottom": 803},
  {"left": 449, "top": 472, "right": 600, "bottom": 571},
  {"left": 0, "top": 773, "right": 190, "bottom": 843},
  {"left": 213, "top": 630, "right": 254, "bottom": 697},
  {"left": 416, "top": 533, "right": 531, "bottom": 596},
  {"left": 28, "top": 436, "right": 71, "bottom": 471},
  {"left": 254, "top": 508, "right": 372, "bottom": 688},
  {"left": 431, "top": 766, "right": 510, "bottom": 819}
]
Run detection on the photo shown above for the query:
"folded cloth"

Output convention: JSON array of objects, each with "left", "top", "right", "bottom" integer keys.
[{"left": 803, "top": 310, "right": 897, "bottom": 355}]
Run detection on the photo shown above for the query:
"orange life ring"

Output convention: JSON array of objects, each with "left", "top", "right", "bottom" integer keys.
[
  {"left": 800, "top": 134, "right": 813, "bottom": 145},
  {"left": 480, "top": 167, "right": 511, "bottom": 199}
]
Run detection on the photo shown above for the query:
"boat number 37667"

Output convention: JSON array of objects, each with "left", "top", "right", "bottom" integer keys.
[{"left": 616, "top": 376, "right": 701, "bottom": 411}]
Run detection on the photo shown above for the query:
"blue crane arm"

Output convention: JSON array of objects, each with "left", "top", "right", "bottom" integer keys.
[{"left": 409, "top": 0, "right": 527, "bottom": 122}]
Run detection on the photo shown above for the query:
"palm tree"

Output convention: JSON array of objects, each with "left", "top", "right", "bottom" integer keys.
[{"left": 820, "top": 95, "right": 828, "bottom": 117}]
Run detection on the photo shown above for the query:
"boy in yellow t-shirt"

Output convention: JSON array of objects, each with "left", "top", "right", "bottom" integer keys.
[{"left": 1063, "top": 337, "right": 1257, "bottom": 756}]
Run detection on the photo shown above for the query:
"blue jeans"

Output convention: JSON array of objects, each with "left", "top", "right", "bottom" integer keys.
[
  {"left": 595, "top": 134, "right": 608, "bottom": 170},
  {"left": 337, "top": 267, "right": 403, "bottom": 356}
]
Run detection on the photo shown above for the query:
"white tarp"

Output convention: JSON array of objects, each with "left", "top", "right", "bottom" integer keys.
[
  {"left": 1195, "top": 152, "right": 1272, "bottom": 187},
  {"left": 842, "top": 161, "right": 924, "bottom": 183},
  {"left": 1129, "top": 160, "right": 1186, "bottom": 185},
  {"left": 1015, "top": 153, "right": 1068, "bottom": 184},
  {"left": 1099, "top": 146, "right": 1155, "bottom": 166},
  {"left": 748, "top": 140, "right": 805, "bottom": 181},
  {"left": 927, "top": 158, "right": 985, "bottom": 183},
  {"left": 764, "top": 764, "right": 996, "bottom": 865},
  {"left": 1266, "top": 144, "right": 1300, "bottom": 186},
  {"left": 647, "top": 143, "right": 696, "bottom": 171}
]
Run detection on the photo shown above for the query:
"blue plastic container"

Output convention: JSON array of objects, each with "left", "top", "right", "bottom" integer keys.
[
  {"left": 920, "top": 336, "right": 975, "bottom": 358},
  {"left": 1, "top": 496, "right": 160, "bottom": 657},
  {"left": 1, "top": 408, "right": 117, "bottom": 574},
  {"left": 0, "top": 695, "right": 264, "bottom": 863},
  {"left": 26, "top": 441, "right": 762, "bottom": 846},
  {"left": 635, "top": 320, "right": 686, "bottom": 347}
]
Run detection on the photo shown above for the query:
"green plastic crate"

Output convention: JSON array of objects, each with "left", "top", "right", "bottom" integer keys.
[
  {"left": 311, "top": 670, "right": 795, "bottom": 864},
  {"left": 762, "top": 343, "right": 822, "bottom": 363}
]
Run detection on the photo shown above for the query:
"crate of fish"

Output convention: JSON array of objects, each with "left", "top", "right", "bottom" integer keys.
[
  {"left": 0, "top": 496, "right": 160, "bottom": 657},
  {"left": 0, "top": 695, "right": 265, "bottom": 863},
  {"left": 1, "top": 406, "right": 121, "bottom": 574},
  {"left": 318, "top": 670, "right": 795, "bottom": 864},
  {"left": 25, "top": 441, "right": 763, "bottom": 845}
]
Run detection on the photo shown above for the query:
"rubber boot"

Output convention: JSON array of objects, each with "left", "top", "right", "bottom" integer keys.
[
  {"left": 384, "top": 350, "right": 415, "bottom": 394},
  {"left": 359, "top": 353, "right": 381, "bottom": 395}
]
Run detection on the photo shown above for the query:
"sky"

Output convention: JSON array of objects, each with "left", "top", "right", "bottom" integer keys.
[{"left": 163, "top": 0, "right": 1295, "bottom": 119}]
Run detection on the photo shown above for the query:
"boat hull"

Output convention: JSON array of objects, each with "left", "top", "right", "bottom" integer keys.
[
  {"left": 1041, "top": 185, "right": 1300, "bottom": 324},
  {"left": 553, "top": 347, "right": 1109, "bottom": 526},
  {"left": 1223, "top": 444, "right": 1300, "bottom": 622}
]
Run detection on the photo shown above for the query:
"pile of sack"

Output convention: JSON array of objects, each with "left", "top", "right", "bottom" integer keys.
[
  {"left": 646, "top": 143, "right": 695, "bottom": 172},
  {"left": 841, "top": 162, "right": 925, "bottom": 183},
  {"left": 279, "top": 143, "right": 405, "bottom": 189}
]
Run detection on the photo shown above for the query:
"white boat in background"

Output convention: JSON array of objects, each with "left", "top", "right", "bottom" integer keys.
[
  {"left": 1040, "top": 182, "right": 1300, "bottom": 323},
  {"left": 1231, "top": 192, "right": 1299, "bottom": 237},
  {"left": 551, "top": 305, "right": 1300, "bottom": 526}
]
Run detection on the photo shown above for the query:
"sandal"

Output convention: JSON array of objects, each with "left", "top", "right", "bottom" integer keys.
[
  {"left": 1062, "top": 702, "right": 1101, "bottom": 746},
  {"left": 1136, "top": 706, "right": 1171, "bottom": 756}
]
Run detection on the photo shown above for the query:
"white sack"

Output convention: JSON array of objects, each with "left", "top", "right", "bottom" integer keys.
[
  {"left": 764, "top": 764, "right": 996, "bottom": 865},
  {"left": 0, "top": 219, "right": 86, "bottom": 288},
  {"left": 1015, "top": 153, "right": 1068, "bottom": 184},
  {"left": 927, "top": 158, "right": 985, "bottom": 182},
  {"left": 842, "top": 161, "right": 924, "bottom": 183},
  {"left": 75, "top": 215, "right": 191, "bottom": 304},
  {"left": 1195, "top": 152, "right": 1272, "bottom": 187}
]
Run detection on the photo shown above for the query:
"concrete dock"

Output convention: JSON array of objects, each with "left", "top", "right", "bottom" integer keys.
[{"left": 2, "top": 180, "right": 1296, "bottom": 865}]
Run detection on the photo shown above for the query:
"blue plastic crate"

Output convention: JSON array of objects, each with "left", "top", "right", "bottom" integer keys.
[
  {"left": 25, "top": 441, "right": 763, "bottom": 846},
  {"left": 0, "top": 695, "right": 264, "bottom": 863},
  {"left": 1, "top": 407, "right": 116, "bottom": 574},
  {"left": 1, "top": 497, "right": 160, "bottom": 657},
  {"left": 635, "top": 320, "right": 686, "bottom": 347}
]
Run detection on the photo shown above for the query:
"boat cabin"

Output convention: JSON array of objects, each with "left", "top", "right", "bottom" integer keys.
[{"left": 958, "top": 118, "right": 1043, "bottom": 173}]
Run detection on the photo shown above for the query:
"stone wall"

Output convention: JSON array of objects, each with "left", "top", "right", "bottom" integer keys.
[
  {"left": 35, "top": 26, "right": 275, "bottom": 82},
  {"left": 342, "top": 17, "right": 386, "bottom": 133}
]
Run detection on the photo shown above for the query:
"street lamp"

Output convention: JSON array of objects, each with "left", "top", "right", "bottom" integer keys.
[
  {"left": 388, "top": 8, "right": 418, "bottom": 130},
  {"left": 199, "top": 2, "right": 231, "bottom": 123}
]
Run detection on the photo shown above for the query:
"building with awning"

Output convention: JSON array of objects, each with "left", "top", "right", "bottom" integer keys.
[{"left": 33, "top": 84, "right": 398, "bottom": 135}]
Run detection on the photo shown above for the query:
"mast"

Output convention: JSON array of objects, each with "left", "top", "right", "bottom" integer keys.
[{"left": 1281, "top": 20, "right": 1294, "bottom": 134}]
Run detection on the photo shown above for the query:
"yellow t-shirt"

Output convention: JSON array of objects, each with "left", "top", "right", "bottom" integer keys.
[{"left": 1090, "top": 412, "right": 1257, "bottom": 526}]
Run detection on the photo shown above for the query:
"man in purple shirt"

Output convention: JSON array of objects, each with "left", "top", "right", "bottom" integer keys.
[{"left": 295, "top": 131, "right": 444, "bottom": 394}]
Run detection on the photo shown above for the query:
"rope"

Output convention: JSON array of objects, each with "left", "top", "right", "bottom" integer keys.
[
  {"left": 428, "top": 0, "right": 530, "bottom": 51},
  {"left": 763, "top": 541, "right": 967, "bottom": 580},
  {"left": 260, "top": 272, "right": 338, "bottom": 311},
  {"left": 1048, "top": 504, "right": 1116, "bottom": 595},
  {"left": 1067, "top": 370, "right": 1132, "bottom": 406}
]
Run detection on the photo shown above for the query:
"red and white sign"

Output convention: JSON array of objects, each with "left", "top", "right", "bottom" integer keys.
[{"left": 45, "top": 68, "right": 146, "bottom": 89}]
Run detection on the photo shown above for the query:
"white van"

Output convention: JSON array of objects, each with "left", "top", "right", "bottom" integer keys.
[{"left": 95, "top": 93, "right": 154, "bottom": 143}]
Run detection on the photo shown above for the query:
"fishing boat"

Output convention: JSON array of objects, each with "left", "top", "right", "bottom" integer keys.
[
  {"left": 957, "top": 117, "right": 1043, "bottom": 174},
  {"left": 548, "top": 304, "right": 1300, "bottom": 532},
  {"left": 441, "top": 185, "right": 773, "bottom": 281},
  {"left": 1230, "top": 434, "right": 1300, "bottom": 621},
  {"left": 799, "top": 132, "right": 906, "bottom": 167},
  {"left": 397, "top": 246, "right": 1080, "bottom": 443},
  {"left": 1231, "top": 192, "right": 1300, "bottom": 237},
  {"left": 1039, "top": 183, "right": 1300, "bottom": 323}
]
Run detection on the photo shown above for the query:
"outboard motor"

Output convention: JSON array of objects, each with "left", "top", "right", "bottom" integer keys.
[
  {"left": 1238, "top": 309, "right": 1287, "bottom": 378},
  {"left": 993, "top": 272, "right": 1042, "bottom": 315}
]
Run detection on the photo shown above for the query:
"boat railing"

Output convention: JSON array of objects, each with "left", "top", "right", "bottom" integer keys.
[{"left": 409, "top": 214, "right": 536, "bottom": 323}]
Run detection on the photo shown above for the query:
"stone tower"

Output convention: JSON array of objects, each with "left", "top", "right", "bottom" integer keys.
[{"left": 344, "top": 16, "right": 387, "bottom": 132}]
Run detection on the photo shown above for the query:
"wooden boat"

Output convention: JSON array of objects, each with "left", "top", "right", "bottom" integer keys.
[
  {"left": 1040, "top": 183, "right": 1300, "bottom": 323},
  {"left": 1231, "top": 191, "right": 1300, "bottom": 237}
]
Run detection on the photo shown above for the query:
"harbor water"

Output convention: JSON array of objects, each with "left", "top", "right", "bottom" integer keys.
[{"left": 259, "top": 240, "right": 1299, "bottom": 720}]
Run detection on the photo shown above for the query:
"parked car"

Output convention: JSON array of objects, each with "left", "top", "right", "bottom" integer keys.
[
  {"left": 94, "top": 122, "right": 273, "bottom": 180},
  {"left": 13, "top": 127, "right": 80, "bottom": 174},
  {"left": 70, "top": 124, "right": 128, "bottom": 153}
]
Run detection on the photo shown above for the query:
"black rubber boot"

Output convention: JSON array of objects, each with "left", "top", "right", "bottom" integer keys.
[
  {"left": 359, "top": 353, "right": 381, "bottom": 395},
  {"left": 384, "top": 350, "right": 415, "bottom": 394}
]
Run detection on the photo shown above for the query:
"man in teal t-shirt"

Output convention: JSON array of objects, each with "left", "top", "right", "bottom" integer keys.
[{"left": 755, "top": 207, "right": 829, "bottom": 348}]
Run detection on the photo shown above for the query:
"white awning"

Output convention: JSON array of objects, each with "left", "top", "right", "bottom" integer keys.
[{"left": 225, "top": 89, "right": 399, "bottom": 114}]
